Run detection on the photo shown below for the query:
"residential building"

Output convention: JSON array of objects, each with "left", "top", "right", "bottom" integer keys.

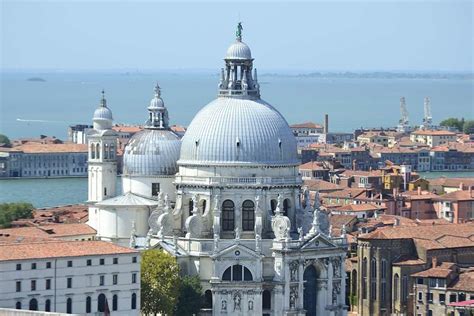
[
  {"left": 299, "top": 161, "right": 329, "bottom": 180},
  {"left": 68, "top": 124, "right": 93, "bottom": 144},
  {"left": 428, "top": 177, "right": 474, "bottom": 194},
  {"left": 434, "top": 188, "right": 474, "bottom": 223},
  {"left": 351, "top": 222, "right": 474, "bottom": 316},
  {"left": 357, "top": 131, "right": 390, "bottom": 147},
  {"left": 412, "top": 262, "right": 474, "bottom": 316},
  {"left": 410, "top": 130, "right": 457, "bottom": 147},
  {"left": 0, "top": 240, "right": 140, "bottom": 315}
]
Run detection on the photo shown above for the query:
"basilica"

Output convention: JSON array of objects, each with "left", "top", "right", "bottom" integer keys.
[{"left": 86, "top": 25, "right": 347, "bottom": 316}]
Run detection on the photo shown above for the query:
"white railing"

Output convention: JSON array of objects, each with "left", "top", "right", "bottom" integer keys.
[{"left": 175, "top": 176, "right": 301, "bottom": 186}]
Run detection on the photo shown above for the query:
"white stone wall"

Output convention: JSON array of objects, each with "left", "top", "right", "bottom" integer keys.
[
  {"left": 122, "top": 175, "right": 176, "bottom": 201},
  {"left": 0, "top": 253, "right": 140, "bottom": 315}
]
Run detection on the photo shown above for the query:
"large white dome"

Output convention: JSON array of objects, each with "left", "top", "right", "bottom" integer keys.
[{"left": 178, "top": 97, "right": 298, "bottom": 166}]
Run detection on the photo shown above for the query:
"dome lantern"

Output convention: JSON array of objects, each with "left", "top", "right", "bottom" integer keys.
[
  {"left": 219, "top": 22, "right": 260, "bottom": 99},
  {"left": 146, "top": 83, "right": 169, "bottom": 129}
]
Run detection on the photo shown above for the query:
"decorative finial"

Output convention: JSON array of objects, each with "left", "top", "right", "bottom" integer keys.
[
  {"left": 154, "top": 83, "right": 161, "bottom": 97},
  {"left": 236, "top": 22, "right": 243, "bottom": 40},
  {"left": 100, "top": 89, "right": 107, "bottom": 107}
]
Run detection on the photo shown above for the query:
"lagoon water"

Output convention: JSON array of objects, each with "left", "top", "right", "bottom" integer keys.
[
  {"left": 1, "top": 172, "right": 473, "bottom": 208},
  {"left": 1, "top": 72, "right": 473, "bottom": 139}
]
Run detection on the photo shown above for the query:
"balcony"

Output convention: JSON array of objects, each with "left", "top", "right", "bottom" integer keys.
[{"left": 175, "top": 175, "right": 302, "bottom": 187}]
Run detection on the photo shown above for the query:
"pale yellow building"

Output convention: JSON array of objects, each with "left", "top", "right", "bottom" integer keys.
[{"left": 410, "top": 130, "right": 456, "bottom": 147}]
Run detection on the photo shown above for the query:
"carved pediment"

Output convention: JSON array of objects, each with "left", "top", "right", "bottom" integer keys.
[
  {"left": 300, "top": 234, "right": 337, "bottom": 250},
  {"left": 211, "top": 243, "right": 262, "bottom": 261}
]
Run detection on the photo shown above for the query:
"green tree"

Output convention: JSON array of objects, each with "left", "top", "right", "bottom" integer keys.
[
  {"left": 174, "top": 275, "right": 202, "bottom": 316},
  {"left": 463, "top": 120, "right": 474, "bottom": 134},
  {"left": 141, "top": 249, "right": 180, "bottom": 315},
  {"left": 0, "top": 203, "right": 34, "bottom": 228},
  {"left": 440, "top": 118, "right": 463, "bottom": 131},
  {"left": 0, "top": 134, "right": 11, "bottom": 147}
]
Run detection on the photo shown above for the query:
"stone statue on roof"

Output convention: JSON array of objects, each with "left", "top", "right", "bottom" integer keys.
[{"left": 236, "top": 22, "right": 243, "bottom": 39}]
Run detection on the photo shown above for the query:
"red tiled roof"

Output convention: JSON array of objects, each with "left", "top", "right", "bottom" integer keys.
[
  {"left": 112, "top": 125, "right": 143, "bottom": 133},
  {"left": 0, "top": 240, "right": 137, "bottom": 261},
  {"left": 9, "top": 143, "right": 87, "bottom": 153},
  {"left": 412, "top": 130, "right": 456, "bottom": 136},
  {"left": 304, "top": 179, "right": 342, "bottom": 192},
  {"left": 0, "top": 223, "right": 96, "bottom": 238},
  {"left": 290, "top": 122, "right": 323, "bottom": 129},
  {"left": 436, "top": 190, "right": 474, "bottom": 202},
  {"left": 299, "top": 161, "right": 327, "bottom": 171}
]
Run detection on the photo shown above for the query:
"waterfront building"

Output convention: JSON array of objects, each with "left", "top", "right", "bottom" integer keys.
[
  {"left": 351, "top": 222, "right": 474, "bottom": 316},
  {"left": 0, "top": 143, "right": 88, "bottom": 178},
  {"left": 68, "top": 124, "right": 93, "bottom": 144},
  {"left": 410, "top": 130, "right": 457, "bottom": 147},
  {"left": 290, "top": 122, "right": 324, "bottom": 148},
  {"left": 87, "top": 25, "right": 348, "bottom": 316},
  {"left": 0, "top": 240, "right": 140, "bottom": 315}
]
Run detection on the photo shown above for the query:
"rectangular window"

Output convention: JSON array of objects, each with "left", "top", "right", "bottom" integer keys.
[
  {"left": 132, "top": 273, "right": 137, "bottom": 284},
  {"left": 31, "top": 280, "right": 36, "bottom": 291},
  {"left": 67, "top": 260, "right": 73, "bottom": 267},
  {"left": 100, "top": 275, "right": 105, "bottom": 286},
  {"left": 113, "top": 258, "right": 118, "bottom": 264},
  {"left": 132, "top": 256, "right": 137, "bottom": 263},
  {"left": 429, "top": 278, "right": 436, "bottom": 287},
  {"left": 417, "top": 278, "right": 424, "bottom": 285},
  {"left": 427, "top": 293, "right": 433, "bottom": 303},
  {"left": 151, "top": 183, "right": 160, "bottom": 196},
  {"left": 46, "top": 279, "right": 51, "bottom": 290},
  {"left": 418, "top": 291, "right": 423, "bottom": 302},
  {"left": 113, "top": 274, "right": 118, "bottom": 285},
  {"left": 87, "top": 259, "right": 92, "bottom": 266},
  {"left": 46, "top": 262, "right": 51, "bottom": 269},
  {"left": 439, "top": 294, "right": 446, "bottom": 304},
  {"left": 100, "top": 258, "right": 105, "bottom": 265},
  {"left": 67, "top": 277, "right": 72, "bottom": 288},
  {"left": 450, "top": 294, "right": 457, "bottom": 303},
  {"left": 16, "top": 281, "right": 21, "bottom": 292},
  {"left": 31, "top": 263, "right": 36, "bottom": 270},
  {"left": 16, "top": 264, "right": 21, "bottom": 271},
  {"left": 438, "top": 278, "right": 446, "bottom": 287}
]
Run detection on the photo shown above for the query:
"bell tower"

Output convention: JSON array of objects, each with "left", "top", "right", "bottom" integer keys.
[{"left": 87, "top": 91, "right": 118, "bottom": 230}]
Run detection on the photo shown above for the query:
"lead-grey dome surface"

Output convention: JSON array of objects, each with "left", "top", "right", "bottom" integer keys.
[
  {"left": 226, "top": 40, "right": 252, "bottom": 60},
  {"left": 178, "top": 97, "right": 298, "bottom": 166},
  {"left": 93, "top": 106, "right": 113, "bottom": 121},
  {"left": 123, "top": 129, "right": 181, "bottom": 176}
]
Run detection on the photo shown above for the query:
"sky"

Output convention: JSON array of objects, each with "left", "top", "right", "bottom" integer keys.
[{"left": 1, "top": 0, "right": 473, "bottom": 72}]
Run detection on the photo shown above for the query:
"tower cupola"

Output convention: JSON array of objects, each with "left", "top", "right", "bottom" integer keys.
[{"left": 93, "top": 90, "right": 113, "bottom": 130}]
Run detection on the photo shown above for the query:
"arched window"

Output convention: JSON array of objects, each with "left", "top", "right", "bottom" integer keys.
[
  {"left": 201, "top": 199, "right": 207, "bottom": 214},
  {"left": 262, "top": 290, "right": 271, "bottom": 310},
  {"left": 96, "top": 143, "right": 100, "bottom": 159},
  {"left": 98, "top": 294, "right": 106, "bottom": 313},
  {"left": 394, "top": 274, "right": 400, "bottom": 301},
  {"left": 90, "top": 144, "right": 95, "bottom": 159},
  {"left": 66, "top": 298, "right": 72, "bottom": 314},
  {"left": 188, "top": 199, "right": 194, "bottom": 216},
  {"left": 104, "top": 144, "right": 109, "bottom": 159},
  {"left": 242, "top": 200, "right": 255, "bottom": 231},
  {"left": 222, "top": 264, "right": 253, "bottom": 281},
  {"left": 203, "top": 290, "right": 213, "bottom": 309},
  {"left": 370, "top": 258, "right": 377, "bottom": 300},
  {"left": 270, "top": 199, "right": 277, "bottom": 215},
  {"left": 283, "top": 199, "right": 290, "bottom": 217},
  {"left": 29, "top": 298, "right": 38, "bottom": 311},
  {"left": 16, "top": 301, "right": 21, "bottom": 309},
  {"left": 131, "top": 293, "right": 137, "bottom": 310},
  {"left": 362, "top": 257, "right": 368, "bottom": 299},
  {"left": 45, "top": 299, "right": 51, "bottom": 312},
  {"left": 112, "top": 294, "right": 118, "bottom": 311},
  {"left": 86, "top": 296, "right": 91, "bottom": 313},
  {"left": 222, "top": 200, "right": 235, "bottom": 231}
]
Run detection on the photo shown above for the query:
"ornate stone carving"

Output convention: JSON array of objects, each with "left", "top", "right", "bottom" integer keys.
[
  {"left": 221, "top": 299, "right": 227, "bottom": 311},
  {"left": 212, "top": 195, "right": 221, "bottom": 236},
  {"left": 332, "top": 257, "right": 341, "bottom": 278},
  {"left": 248, "top": 300, "right": 254, "bottom": 311},
  {"left": 289, "top": 285, "right": 298, "bottom": 309},
  {"left": 233, "top": 292, "right": 241, "bottom": 311},
  {"left": 145, "top": 228, "right": 152, "bottom": 249},
  {"left": 271, "top": 195, "right": 291, "bottom": 241},
  {"left": 235, "top": 227, "right": 241, "bottom": 240},
  {"left": 148, "top": 193, "right": 164, "bottom": 233},
  {"left": 185, "top": 194, "right": 202, "bottom": 238},
  {"left": 157, "top": 194, "right": 173, "bottom": 238},
  {"left": 290, "top": 260, "right": 299, "bottom": 281},
  {"left": 332, "top": 281, "right": 341, "bottom": 305}
]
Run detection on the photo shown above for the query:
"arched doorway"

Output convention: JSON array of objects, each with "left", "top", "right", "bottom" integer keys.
[
  {"left": 97, "top": 294, "right": 106, "bottom": 313},
  {"left": 29, "top": 298, "right": 38, "bottom": 311},
  {"left": 304, "top": 265, "right": 318, "bottom": 316}
]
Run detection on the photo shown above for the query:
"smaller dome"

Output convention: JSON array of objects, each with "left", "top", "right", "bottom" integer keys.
[
  {"left": 123, "top": 129, "right": 181, "bottom": 176},
  {"left": 225, "top": 40, "right": 252, "bottom": 60},
  {"left": 93, "top": 106, "right": 113, "bottom": 121},
  {"left": 149, "top": 96, "right": 164, "bottom": 109}
]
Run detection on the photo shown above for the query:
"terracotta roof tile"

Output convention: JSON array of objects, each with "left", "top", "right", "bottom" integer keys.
[
  {"left": 11, "top": 143, "right": 87, "bottom": 153},
  {"left": 0, "top": 240, "right": 137, "bottom": 261}
]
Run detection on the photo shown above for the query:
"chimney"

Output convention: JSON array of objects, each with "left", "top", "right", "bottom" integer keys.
[
  {"left": 432, "top": 257, "right": 438, "bottom": 268},
  {"left": 324, "top": 114, "right": 329, "bottom": 134},
  {"left": 394, "top": 217, "right": 400, "bottom": 226},
  {"left": 417, "top": 186, "right": 422, "bottom": 195},
  {"left": 460, "top": 182, "right": 464, "bottom": 190}
]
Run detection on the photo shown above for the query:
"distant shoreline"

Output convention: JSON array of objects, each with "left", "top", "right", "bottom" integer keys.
[{"left": 260, "top": 72, "right": 474, "bottom": 80}]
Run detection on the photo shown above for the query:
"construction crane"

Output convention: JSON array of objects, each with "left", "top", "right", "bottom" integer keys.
[
  {"left": 422, "top": 96, "right": 432, "bottom": 128},
  {"left": 399, "top": 97, "right": 409, "bottom": 125}
]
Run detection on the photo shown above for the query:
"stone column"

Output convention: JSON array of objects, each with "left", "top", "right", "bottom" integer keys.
[
  {"left": 327, "top": 259, "right": 334, "bottom": 315},
  {"left": 235, "top": 196, "right": 242, "bottom": 236}
]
